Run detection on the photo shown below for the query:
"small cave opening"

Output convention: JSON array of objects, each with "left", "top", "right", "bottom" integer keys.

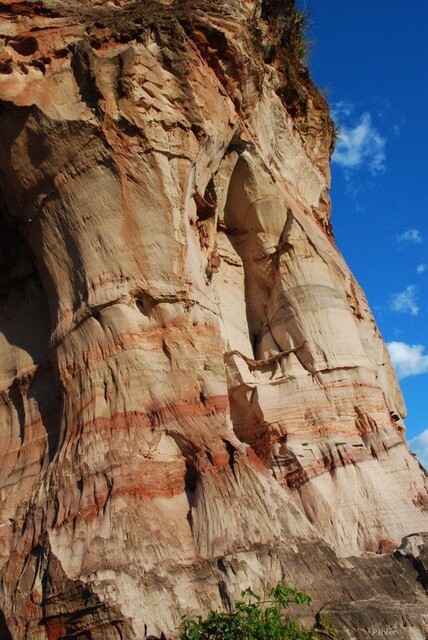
[
  {"left": 0, "top": 609, "right": 12, "bottom": 640},
  {"left": 195, "top": 178, "right": 217, "bottom": 255},
  {"left": 131, "top": 288, "right": 156, "bottom": 317},
  {"left": 195, "top": 178, "right": 217, "bottom": 222},
  {"left": 8, "top": 37, "right": 39, "bottom": 57},
  {"left": 185, "top": 458, "right": 197, "bottom": 494}
]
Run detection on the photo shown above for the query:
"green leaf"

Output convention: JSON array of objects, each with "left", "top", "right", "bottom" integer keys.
[{"left": 177, "top": 582, "right": 335, "bottom": 640}]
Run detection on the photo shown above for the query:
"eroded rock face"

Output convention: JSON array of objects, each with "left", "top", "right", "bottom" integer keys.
[{"left": 0, "top": 1, "right": 427, "bottom": 638}]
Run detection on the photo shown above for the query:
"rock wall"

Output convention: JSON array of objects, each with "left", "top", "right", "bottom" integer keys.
[{"left": 0, "top": 1, "right": 427, "bottom": 638}]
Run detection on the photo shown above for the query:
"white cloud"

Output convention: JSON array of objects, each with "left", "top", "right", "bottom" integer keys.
[
  {"left": 416, "top": 263, "right": 427, "bottom": 274},
  {"left": 392, "top": 118, "right": 405, "bottom": 137},
  {"left": 387, "top": 341, "right": 428, "bottom": 379},
  {"left": 390, "top": 285, "right": 419, "bottom": 316},
  {"left": 332, "top": 112, "right": 386, "bottom": 174},
  {"left": 331, "top": 100, "right": 353, "bottom": 120},
  {"left": 409, "top": 429, "right": 428, "bottom": 470},
  {"left": 397, "top": 228, "right": 423, "bottom": 244}
]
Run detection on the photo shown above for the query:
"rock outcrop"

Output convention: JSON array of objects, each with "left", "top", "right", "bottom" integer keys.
[{"left": 0, "top": 1, "right": 427, "bottom": 638}]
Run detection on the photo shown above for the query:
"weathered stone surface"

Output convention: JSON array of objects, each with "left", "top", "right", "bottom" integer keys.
[{"left": 0, "top": 1, "right": 427, "bottom": 638}]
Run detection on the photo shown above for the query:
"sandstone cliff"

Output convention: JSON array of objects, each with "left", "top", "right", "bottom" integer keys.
[{"left": 0, "top": 1, "right": 427, "bottom": 638}]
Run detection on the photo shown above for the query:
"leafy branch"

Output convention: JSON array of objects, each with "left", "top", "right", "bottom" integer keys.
[{"left": 178, "top": 582, "right": 337, "bottom": 640}]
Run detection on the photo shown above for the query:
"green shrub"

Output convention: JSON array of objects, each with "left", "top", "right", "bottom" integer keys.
[{"left": 178, "top": 582, "right": 336, "bottom": 640}]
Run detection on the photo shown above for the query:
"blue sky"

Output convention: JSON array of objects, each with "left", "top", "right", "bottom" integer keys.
[{"left": 300, "top": 0, "right": 428, "bottom": 466}]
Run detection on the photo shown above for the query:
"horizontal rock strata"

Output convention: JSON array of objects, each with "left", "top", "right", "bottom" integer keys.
[{"left": 0, "top": 0, "right": 427, "bottom": 638}]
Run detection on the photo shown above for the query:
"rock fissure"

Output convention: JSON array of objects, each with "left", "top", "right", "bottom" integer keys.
[{"left": 224, "top": 342, "right": 305, "bottom": 371}]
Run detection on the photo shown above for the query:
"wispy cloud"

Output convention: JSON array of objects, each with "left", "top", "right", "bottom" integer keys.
[
  {"left": 332, "top": 100, "right": 353, "bottom": 119},
  {"left": 387, "top": 341, "right": 428, "bottom": 379},
  {"left": 390, "top": 285, "right": 419, "bottom": 316},
  {"left": 409, "top": 429, "right": 428, "bottom": 470},
  {"left": 417, "top": 263, "right": 427, "bottom": 274},
  {"left": 392, "top": 118, "right": 405, "bottom": 137},
  {"left": 397, "top": 228, "right": 423, "bottom": 244},
  {"left": 332, "top": 111, "right": 386, "bottom": 175}
]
